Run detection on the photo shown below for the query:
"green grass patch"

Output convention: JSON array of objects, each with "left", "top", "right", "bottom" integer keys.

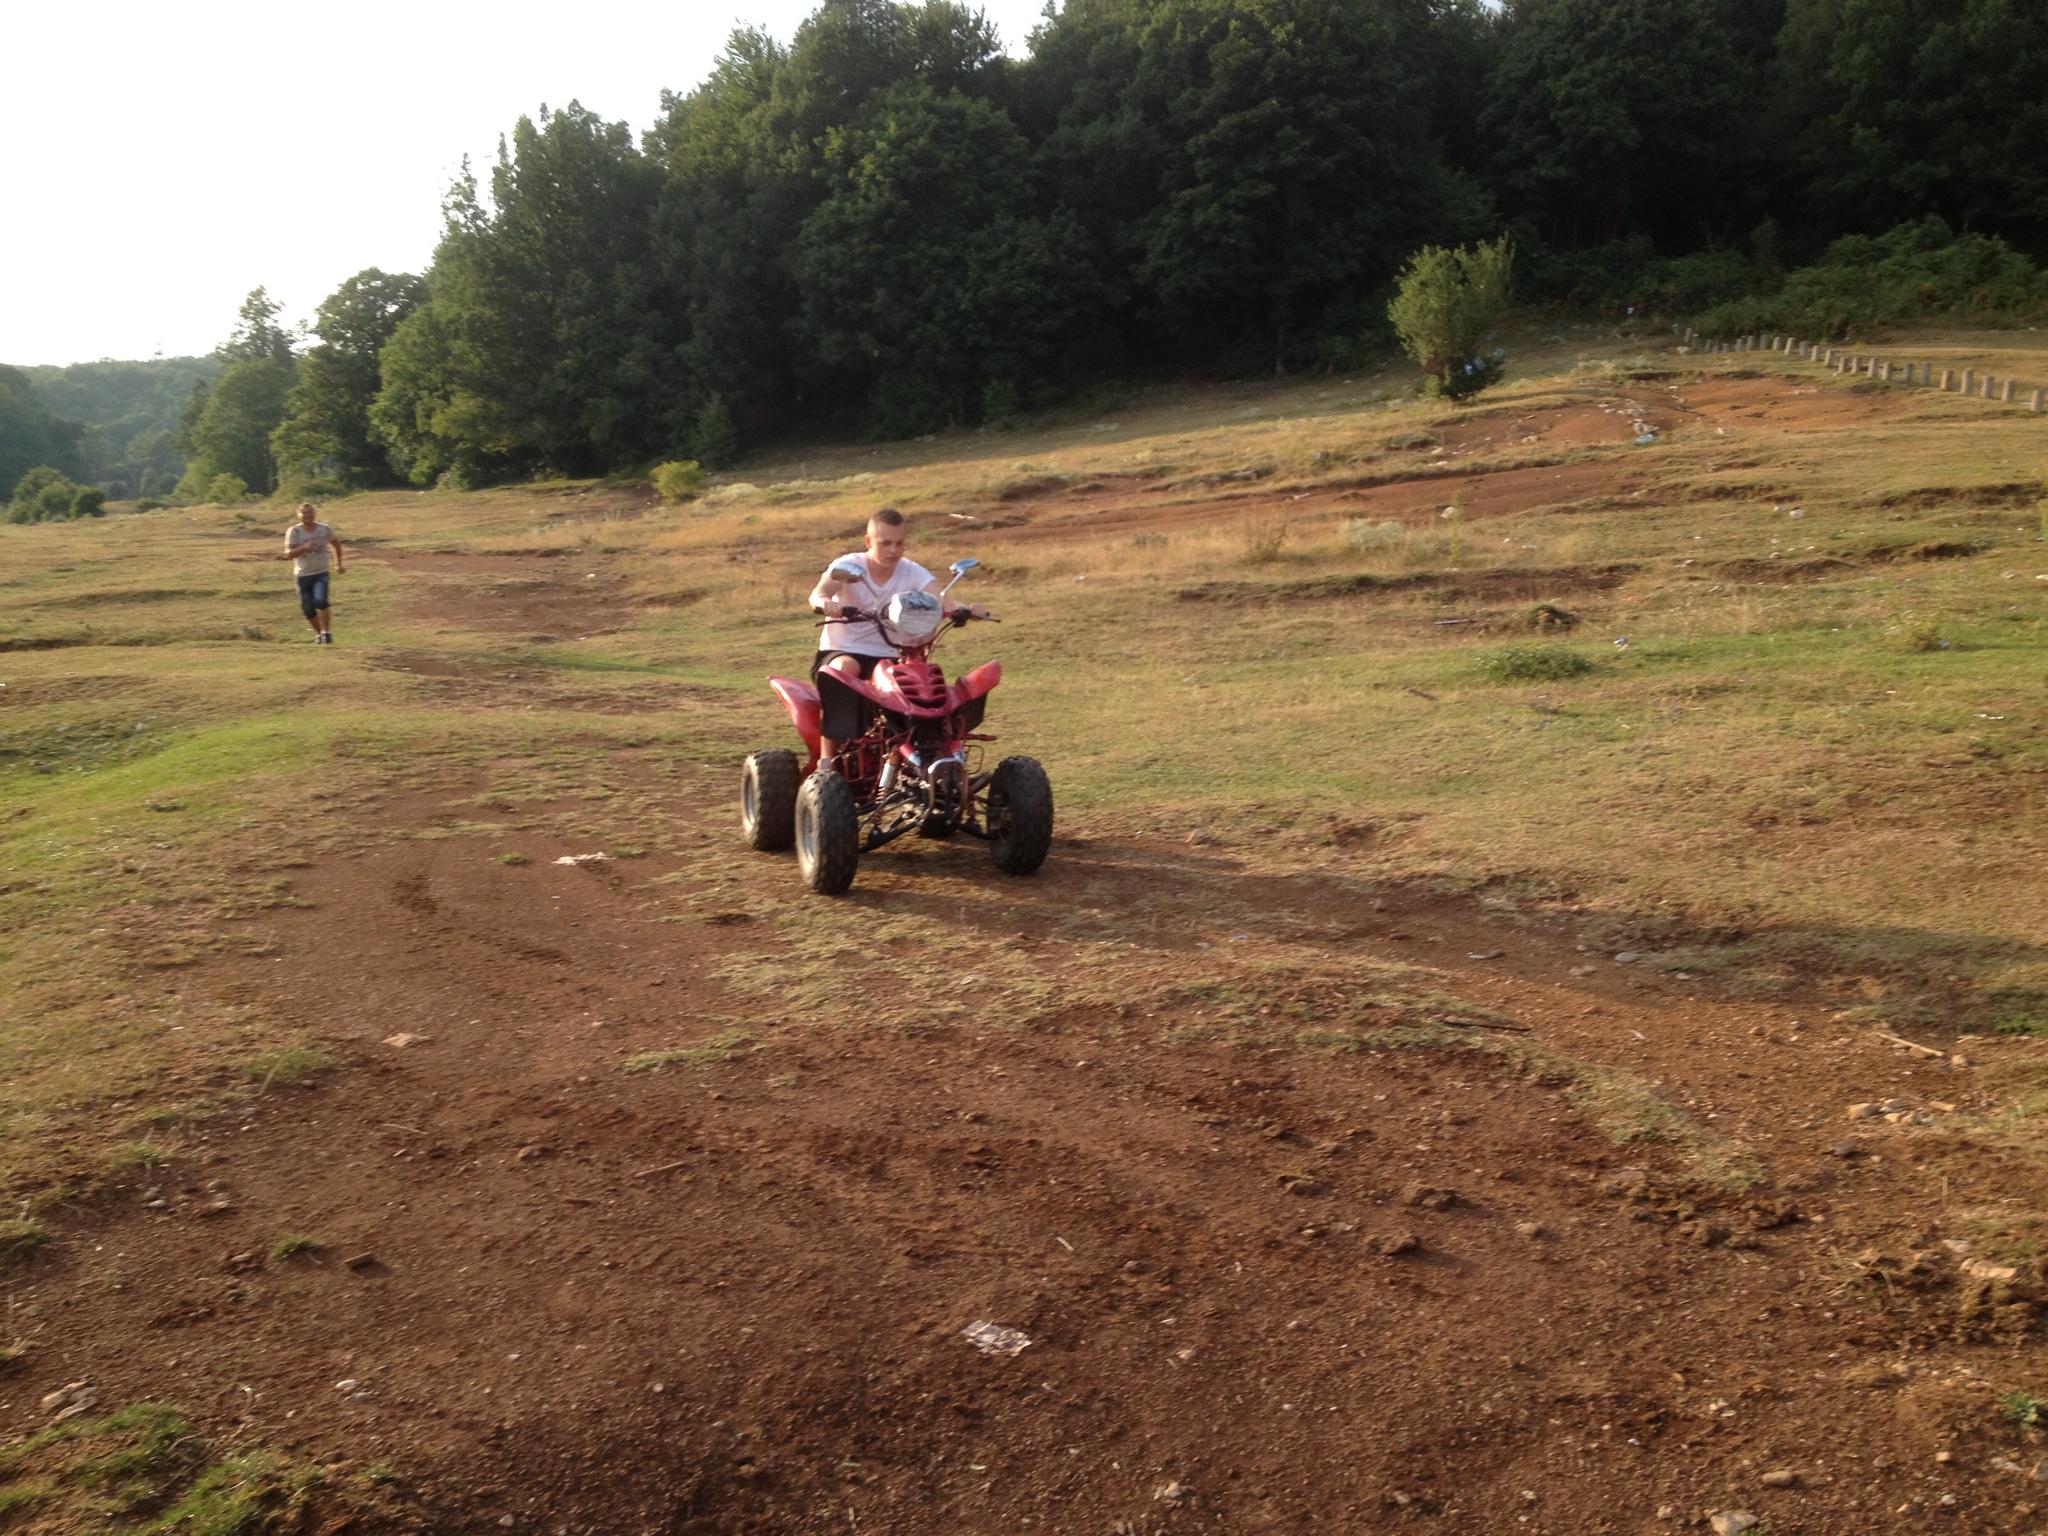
[
  {"left": 240, "top": 1044, "right": 339, "bottom": 1089},
  {"left": 0, "top": 1217, "right": 51, "bottom": 1265},
  {"left": 2001, "top": 1389, "right": 2044, "bottom": 1431},
  {"left": 268, "top": 1234, "right": 325, "bottom": 1262},
  {"left": 1475, "top": 645, "right": 1596, "bottom": 683},
  {"left": 621, "top": 1029, "right": 759, "bottom": 1073}
]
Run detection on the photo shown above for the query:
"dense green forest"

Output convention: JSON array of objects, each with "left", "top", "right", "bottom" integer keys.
[
  {"left": 13, "top": 357, "right": 216, "bottom": 501},
  {"left": 8, "top": 0, "right": 2047, "bottom": 504}
]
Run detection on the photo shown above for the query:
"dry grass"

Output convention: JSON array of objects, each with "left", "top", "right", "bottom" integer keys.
[{"left": 4, "top": 326, "right": 2044, "bottom": 1199}]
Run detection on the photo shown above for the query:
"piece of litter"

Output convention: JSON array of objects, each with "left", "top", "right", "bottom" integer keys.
[
  {"left": 1467, "top": 949, "right": 1504, "bottom": 961},
  {"left": 553, "top": 852, "right": 612, "bottom": 867},
  {"left": 1054, "top": 1236, "right": 1074, "bottom": 1253},
  {"left": 962, "top": 1321, "right": 1033, "bottom": 1357},
  {"left": 383, "top": 1033, "right": 430, "bottom": 1049}
]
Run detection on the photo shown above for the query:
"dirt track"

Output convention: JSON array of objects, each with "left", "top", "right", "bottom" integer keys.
[{"left": 8, "top": 375, "right": 2046, "bottom": 1534}]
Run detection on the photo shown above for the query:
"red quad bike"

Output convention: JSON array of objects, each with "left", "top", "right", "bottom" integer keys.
[{"left": 740, "top": 557, "right": 1053, "bottom": 894}]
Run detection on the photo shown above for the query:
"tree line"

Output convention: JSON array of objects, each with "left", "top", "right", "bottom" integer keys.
[{"left": 14, "top": 0, "right": 2048, "bottom": 506}]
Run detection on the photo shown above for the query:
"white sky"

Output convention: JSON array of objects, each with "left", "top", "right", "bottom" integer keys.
[{"left": 1, "top": 0, "right": 1056, "bottom": 367}]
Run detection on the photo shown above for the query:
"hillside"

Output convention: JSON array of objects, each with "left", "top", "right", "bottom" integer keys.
[{"left": 2, "top": 329, "right": 2045, "bottom": 1533}]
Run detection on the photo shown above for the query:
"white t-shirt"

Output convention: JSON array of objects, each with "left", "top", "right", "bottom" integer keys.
[
  {"left": 817, "top": 553, "right": 935, "bottom": 658},
  {"left": 287, "top": 521, "right": 337, "bottom": 576}
]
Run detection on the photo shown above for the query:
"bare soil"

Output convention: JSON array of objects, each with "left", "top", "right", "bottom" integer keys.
[{"left": 7, "top": 370, "right": 2045, "bottom": 1535}]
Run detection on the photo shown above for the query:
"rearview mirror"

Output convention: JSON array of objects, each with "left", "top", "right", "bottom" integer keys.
[
  {"left": 949, "top": 558, "right": 980, "bottom": 576},
  {"left": 829, "top": 561, "right": 865, "bottom": 583}
]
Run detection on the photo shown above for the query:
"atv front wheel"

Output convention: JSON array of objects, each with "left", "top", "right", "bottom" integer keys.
[
  {"left": 986, "top": 756, "right": 1052, "bottom": 875},
  {"left": 795, "top": 770, "right": 860, "bottom": 894},
  {"left": 741, "top": 749, "right": 799, "bottom": 852}
]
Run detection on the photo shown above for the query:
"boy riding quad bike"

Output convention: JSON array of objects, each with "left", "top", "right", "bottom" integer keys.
[{"left": 740, "top": 553, "right": 1052, "bottom": 895}]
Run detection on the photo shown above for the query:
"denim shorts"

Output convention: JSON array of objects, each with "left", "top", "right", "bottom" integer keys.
[{"left": 297, "top": 572, "right": 330, "bottom": 617}]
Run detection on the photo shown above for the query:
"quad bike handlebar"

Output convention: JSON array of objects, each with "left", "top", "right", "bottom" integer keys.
[{"left": 810, "top": 605, "right": 995, "bottom": 625}]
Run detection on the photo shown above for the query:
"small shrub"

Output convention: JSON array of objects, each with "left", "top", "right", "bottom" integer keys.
[
  {"left": 135, "top": 497, "right": 167, "bottom": 512},
  {"left": 1476, "top": 646, "right": 1595, "bottom": 683},
  {"left": 1886, "top": 613, "right": 1948, "bottom": 653},
  {"left": 652, "top": 459, "right": 706, "bottom": 503},
  {"left": 70, "top": 487, "right": 107, "bottom": 518},
  {"left": 206, "top": 473, "right": 248, "bottom": 505},
  {"left": 1344, "top": 518, "right": 1407, "bottom": 551},
  {"left": 10, "top": 465, "right": 79, "bottom": 523},
  {"left": 1242, "top": 516, "right": 1291, "bottom": 563},
  {"left": 1526, "top": 602, "right": 1579, "bottom": 631},
  {"left": 2002, "top": 1389, "right": 2044, "bottom": 1431},
  {"left": 269, "top": 1234, "right": 324, "bottom": 1261},
  {"left": 1388, "top": 235, "right": 1515, "bottom": 400}
]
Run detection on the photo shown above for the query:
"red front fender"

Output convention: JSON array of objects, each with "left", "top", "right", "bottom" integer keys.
[
  {"left": 950, "top": 660, "right": 1001, "bottom": 710},
  {"left": 768, "top": 676, "right": 822, "bottom": 759}
]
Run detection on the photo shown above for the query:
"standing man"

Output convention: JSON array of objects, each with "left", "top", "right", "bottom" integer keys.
[
  {"left": 283, "top": 502, "right": 345, "bottom": 644},
  {"left": 808, "top": 506, "right": 986, "bottom": 774}
]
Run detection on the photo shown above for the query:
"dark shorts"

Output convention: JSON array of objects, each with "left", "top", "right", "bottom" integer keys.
[
  {"left": 813, "top": 650, "right": 884, "bottom": 741},
  {"left": 297, "top": 572, "right": 330, "bottom": 617}
]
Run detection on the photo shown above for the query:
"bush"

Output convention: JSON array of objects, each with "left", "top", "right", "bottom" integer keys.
[
  {"left": 686, "top": 394, "right": 739, "bottom": 469},
  {"left": 1388, "top": 236, "right": 1515, "bottom": 401},
  {"left": 1694, "top": 217, "right": 2048, "bottom": 340},
  {"left": 10, "top": 465, "right": 81, "bottom": 523},
  {"left": 69, "top": 487, "right": 106, "bottom": 519},
  {"left": 651, "top": 460, "right": 706, "bottom": 503},
  {"left": 1343, "top": 518, "right": 1407, "bottom": 551},
  {"left": 206, "top": 472, "right": 248, "bottom": 504},
  {"left": 1476, "top": 646, "right": 1594, "bottom": 683}
]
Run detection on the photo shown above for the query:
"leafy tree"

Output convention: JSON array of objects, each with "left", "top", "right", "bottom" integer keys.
[
  {"left": 1777, "top": 0, "right": 2048, "bottom": 246},
  {"left": 219, "top": 287, "right": 297, "bottom": 366},
  {"left": 206, "top": 472, "right": 249, "bottom": 504},
  {"left": 1484, "top": 0, "right": 1755, "bottom": 248},
  {"left": 272, "top": 268, "right": 426, "bottom": 489},
  {"left": 369, "top": 106, "right": 666, "bottom": 480},
  {"left": 175, "top": 357, "right": 295, "bottom": 498},
  {"left": 1388, "top": 235, "right": 1515, "bottom": 398},
  {"left": 794, "top": 80, "right": 1104, "bottom": 433},
  {"left": 1027, "top": 0, "right": 1484, "bottom": 373}
]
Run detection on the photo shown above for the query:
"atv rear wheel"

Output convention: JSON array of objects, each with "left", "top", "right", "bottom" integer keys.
[
  {"left": 795, "top": 770, "right": 860, "bottom": 894},
  {"left": 741, "top": 749, "right": 799, "bottom": 851},
  {"left": 986, "top": 756, "right": 1052, "bottom": 875}
]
